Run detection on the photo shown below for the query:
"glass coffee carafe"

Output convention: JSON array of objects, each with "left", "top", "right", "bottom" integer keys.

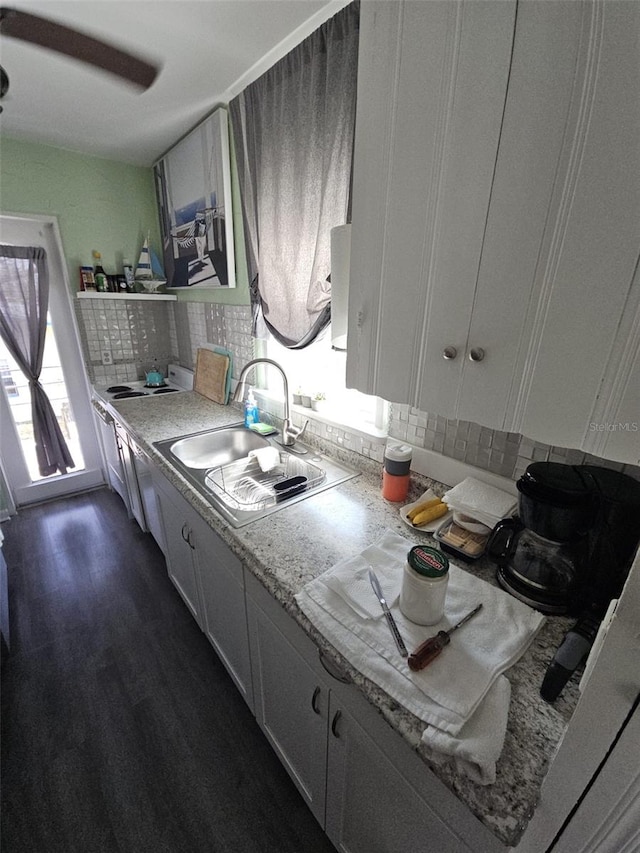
[{"left": 487, "top": 517, "right": 585, "bottom": 614}]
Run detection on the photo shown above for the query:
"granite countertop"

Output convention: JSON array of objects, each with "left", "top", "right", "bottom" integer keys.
[{"left": 99, "top": 391, "right": 580, "bottom": 848}]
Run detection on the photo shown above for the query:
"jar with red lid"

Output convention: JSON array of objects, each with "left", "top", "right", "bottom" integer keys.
[{"left": 399, "top": 545, "right": 449, "bottom": 625}]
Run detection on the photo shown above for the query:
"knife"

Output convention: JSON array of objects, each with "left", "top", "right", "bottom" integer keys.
[{"left": 368, "top": 568, "right": 408, "bottom": 657}]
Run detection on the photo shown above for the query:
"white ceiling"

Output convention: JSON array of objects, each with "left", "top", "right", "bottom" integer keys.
[{"left": 0, "top": 0, "right": 346, "bottom": 166}]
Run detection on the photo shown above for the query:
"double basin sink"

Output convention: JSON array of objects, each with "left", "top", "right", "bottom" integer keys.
[{"left": 154, "top": 423, "right": 359, "bottom": 527}]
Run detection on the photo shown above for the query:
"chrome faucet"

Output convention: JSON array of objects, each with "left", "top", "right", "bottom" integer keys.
[{"left": 232, "top": 358, "right": 308, "bottom": 448}]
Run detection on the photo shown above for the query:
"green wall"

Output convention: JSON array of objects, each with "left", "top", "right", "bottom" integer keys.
[
  {"left": 0, "top": 136, "right": 162, "bottom": 292},
  {"left": 0, "top": 134, "right": 250, "bottom": 304}
]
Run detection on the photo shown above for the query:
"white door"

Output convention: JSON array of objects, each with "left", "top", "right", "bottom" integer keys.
[
  {"left": 549, "top": 698, "right": 640, "bottom": 853},
  {"left": 0, "top": 214, "right": 104, "bottom": 506},
  {"left": 516, "top": 546, "right": 640, "bottom": 852}
]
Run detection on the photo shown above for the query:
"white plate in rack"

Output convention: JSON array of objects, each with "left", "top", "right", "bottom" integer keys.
[{"left": 399, "top": 488, "right": 453, "bottom": 532}]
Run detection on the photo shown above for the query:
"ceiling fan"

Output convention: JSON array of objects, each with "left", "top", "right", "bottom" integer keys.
[{"left": 0, "top": 6, "right": 160, "bottom": 111}]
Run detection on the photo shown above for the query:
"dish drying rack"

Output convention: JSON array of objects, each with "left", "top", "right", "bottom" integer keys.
[{"left": 204, "top": 452, "right": 325, "bottom": 511}]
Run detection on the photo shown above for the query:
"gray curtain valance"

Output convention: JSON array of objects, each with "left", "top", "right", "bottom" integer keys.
[
  {"left": 230, "top": 1, "right": 359, "bottom": 348},
  {"left": 0, "top": 244, "right": 75, "bottom": 477}
]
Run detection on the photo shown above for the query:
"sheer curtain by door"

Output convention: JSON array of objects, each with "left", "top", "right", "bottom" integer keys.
[
  {"left": 230, "top": 1, "right": 359, "bottom": 348},
  {"left": 0, "top": 245, "right": 74, "bottom": 476}
]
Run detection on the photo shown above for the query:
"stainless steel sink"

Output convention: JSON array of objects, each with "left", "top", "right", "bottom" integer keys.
[
  {"left": 154, "top": 423, "right": 359, "bottom": 527},
  {"left": 169, "top": 426, "right": 270, "bottom": 469}
]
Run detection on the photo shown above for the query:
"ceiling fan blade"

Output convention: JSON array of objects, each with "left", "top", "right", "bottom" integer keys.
[{"left": 0, "top": 7, "right": 159, "bottom": 90}]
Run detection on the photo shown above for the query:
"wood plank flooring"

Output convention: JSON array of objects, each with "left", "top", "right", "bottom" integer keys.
[{"left": 1, "top": 488, "right": 335, "bottom": 853}]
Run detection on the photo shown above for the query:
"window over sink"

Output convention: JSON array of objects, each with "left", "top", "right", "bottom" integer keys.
[{"left": 258, "top": 330, "right": 389, "bottom": 438}]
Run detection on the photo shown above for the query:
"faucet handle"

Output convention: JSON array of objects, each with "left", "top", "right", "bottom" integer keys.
[
  {"left": 290, "top": 418, "right": 309, "bottom": 440},
  {"left": 279, "top": 418, "right": 309, "bottom": 454}
]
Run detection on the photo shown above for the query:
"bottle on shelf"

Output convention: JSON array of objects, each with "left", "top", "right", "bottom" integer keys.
[
  {"left": 93, "top": 251, "right": 108, "bottom": 293},
  {"left": 79, "top": 265, "right": 96, "bottom": 292}
]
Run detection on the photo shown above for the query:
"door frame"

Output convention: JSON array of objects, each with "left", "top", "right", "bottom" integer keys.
[{"left": 0, "top": 212, "right": 105, "bottom": 507}]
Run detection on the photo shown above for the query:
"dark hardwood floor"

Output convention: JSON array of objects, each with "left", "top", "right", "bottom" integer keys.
[{"left": 1, "top": 488, "right": 335, "bottom": 853}]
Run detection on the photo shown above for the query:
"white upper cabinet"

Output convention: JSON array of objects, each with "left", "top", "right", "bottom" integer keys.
[
  {"left": 347, "top": 0, "right": 517, "bottom": 415},
  {"left": 514, "top": 1, "right": 640, "bottom": 461},
  {"left": 347, "top": 0, "right": 640, "bottom": 464}
]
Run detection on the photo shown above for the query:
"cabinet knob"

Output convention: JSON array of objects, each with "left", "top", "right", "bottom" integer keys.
[
  {"left": 442, "top": 346, "right": 457, "bottom": 360},
  {"left": 181, "top": 523, "right": 195, "bottom": 549},
  {"left": 331, "top": 710, "right": 342, "bottom": 738},
  {"left": 311, "top": 686, "right": 321, "bottom": 715},
  {"left": 468, "top": 347, "right": 485, "bottom": 362}
]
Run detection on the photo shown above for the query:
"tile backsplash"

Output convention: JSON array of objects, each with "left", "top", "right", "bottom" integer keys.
[
  {"left": 170, "top": 302, "right": 254, "bottom": 372},
  {"left": 76, "top": 298, "right": 173, "bottom": 385},
  {"left": 76, "top": 297, "right": 639, "bottom": 483},
  {"left": 389, "top": 404, "right": 640, "bottom": 483},
  {"left": 76, "top": 298, "right": 252, "bottom": 386}
]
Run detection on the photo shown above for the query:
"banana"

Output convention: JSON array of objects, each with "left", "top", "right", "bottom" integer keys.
[
  {"left": 406, "top": 496, "right": 443, "bottom": 521},
  {"left": 412, "top": 502, "right": 449, "bottom": 527}
]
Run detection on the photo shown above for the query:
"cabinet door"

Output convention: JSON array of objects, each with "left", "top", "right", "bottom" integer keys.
[
  {"left": 155, "top": 482, "right": 202, "bottom": 624},
  {"left": 326, "top": 689, "right": 501, "bottom": 853},
  {"left": 114, "top": 421, "right": 146, "bottom": 532},
  {"left": 514, "top": 1, "right": 640, "bottom": 456},
  {"left": 194, "top": 513, "right": 253, "bottom": 710},
  {"left": 94, "top": 411, "right": 130, "bottom": 513},
  {"left": 246, "top": 574, "right": 328, "bottom": 825},
  {"left": 132, "top": 442, "right": 166, "bottom": 553},
  {"left": 347, "top": 0, "right": 516, "bottom": 417},
  {"left": 455, "top": 1, "right": 587, "bottom": 429}
]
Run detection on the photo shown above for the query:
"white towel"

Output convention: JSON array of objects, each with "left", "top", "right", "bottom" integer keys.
[
  {"left": 296, "top": 530, "right": 543, "bottom": 735},
  {"left": 247, "top": 446, "right": 280, "bottom": 472},
  {"left": 421, "top": 675, "right": 511, "bottom": 785},
  {"left": 442, "top": 477, "right": 517, "bottom": 528},
  {"left": 323, "top": 530, "right": 409, "bottom": 619},
  {"left": 295, "top": 529, "right": 542, "bottom": 784}
]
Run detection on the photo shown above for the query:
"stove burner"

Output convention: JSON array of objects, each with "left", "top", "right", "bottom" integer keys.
[
  {"left": 112, "top": 391, "right": 148, "bottom": 400},
  {"left": 106, "top": 385, "right": 133, "bottom": 393},
  {"left": 152, "top": 387, "right": 180, "bottom": 394},
  {"left": 144, "top": 382, "right": 168, "bottom": 389}
]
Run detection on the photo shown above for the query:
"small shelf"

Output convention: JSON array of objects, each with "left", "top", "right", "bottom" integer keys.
[{"left": 76, "top": 291, "right": 177, "bottom": 301}]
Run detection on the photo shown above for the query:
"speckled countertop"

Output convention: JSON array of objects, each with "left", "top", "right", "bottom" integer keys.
[{"left": 99, "top": 391, "right": 579, "bottom": 849}]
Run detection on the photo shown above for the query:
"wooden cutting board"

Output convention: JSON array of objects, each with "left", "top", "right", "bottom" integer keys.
[{"left": 194, "top": 348, "right": 229, "bottom": 404}]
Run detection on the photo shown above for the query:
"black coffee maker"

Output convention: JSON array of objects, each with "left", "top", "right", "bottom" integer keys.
[
  {"left": 488, "top": 462, "right": 640, "bottom": 701},
  {"left": 487, "top": 462, "right": 640, "bottom": 617}
]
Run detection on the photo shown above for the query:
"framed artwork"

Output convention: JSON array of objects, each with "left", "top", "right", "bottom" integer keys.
[{"left": 154, "top": 107, "right": 236, "bottom": 289}]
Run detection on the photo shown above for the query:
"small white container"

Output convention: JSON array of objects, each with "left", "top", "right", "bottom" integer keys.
[{"left": 399, "top": 545, "right": 449, "bottom": 625}]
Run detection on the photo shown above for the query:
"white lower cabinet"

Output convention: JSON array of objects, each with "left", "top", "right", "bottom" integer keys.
[
  {"left": 247, "top": 571, "right": 329, "bottom": 824},
  {"left": 151, "top": 466, "right": 503, "bottom": 850},
  {"left": 153, "top": 470, "right": 253, "bottom": 710},
  {"left": 246, "top": 572, "right": 501, "bottom": 853},
  {"left": 93, "top": 409, "right": 131, "bottom": 515}
]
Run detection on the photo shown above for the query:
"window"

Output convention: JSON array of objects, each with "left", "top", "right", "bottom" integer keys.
[
  {"left": 260, "top": 329, "right": 389, "bottom": 436},
  {"left": 0, "top": 359, "right": 18, "bottom": 397}
]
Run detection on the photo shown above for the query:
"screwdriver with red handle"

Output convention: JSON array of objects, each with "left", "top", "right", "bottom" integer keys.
[{"left": 407, "top": 603, "right": 483, "bottom": 672}]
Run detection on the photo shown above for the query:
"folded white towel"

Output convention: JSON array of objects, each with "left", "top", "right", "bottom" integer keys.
[
  {"left": 248, "top": 446, "right": 281, "bottom": 473},
  {"left": 323, "top": 529, "right": 408, "bottom": 619},
  {"left": 296, "top": 529, "right": 543, "bottom": 735},
  {"left": 443, "top": 477, "right": 517, "bottom": 528},
  {"left": 421, "top": 675, "right": 511, "bottom": 785},
  {"left": 296, "top": 529, "right": 542, "bottom": 784}
]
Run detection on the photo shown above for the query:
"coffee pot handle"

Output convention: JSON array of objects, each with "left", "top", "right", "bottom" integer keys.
[{"left": 487, "top": 517, "right": 523, "bottom": 565}]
